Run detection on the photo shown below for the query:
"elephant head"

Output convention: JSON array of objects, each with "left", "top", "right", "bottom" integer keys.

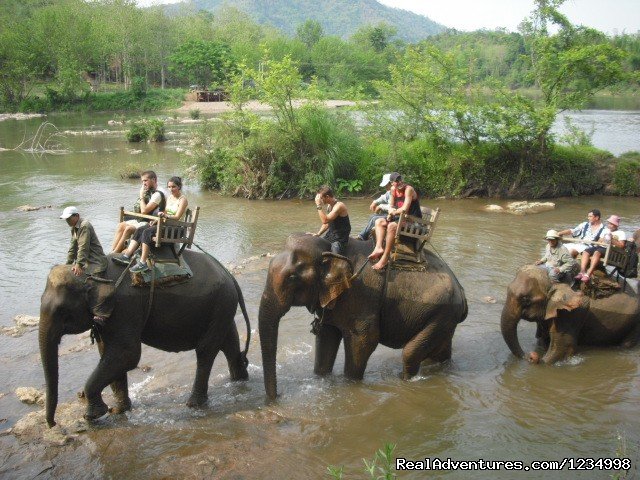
[
  {"left": 259, "top": 235, "right": 353, "bottom": 399},
  {"left": 540, "top": 284, "right": 589, "bottom": 364},
  {"left": 39, "top": 266, "right": 95, "bottom": 427},
  {"left": 500, "top": 265, "right": 552, "bottom": 358}
]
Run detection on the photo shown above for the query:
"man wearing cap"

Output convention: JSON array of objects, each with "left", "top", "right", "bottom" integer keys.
[
  {"left": 61, "top": 206, "right": 113, "bottom": 324},
  {"left": 535, "top": 229, "right": 577, "bottom": 283},
  {"left": 356, "top": 173, "right": 392, "bottom": 241},
  {"left": 577, "top": 215, "right": 625, "bottom": 282},
  {"left": 369, "top": 172, "right": 422, "bottom": 270}
]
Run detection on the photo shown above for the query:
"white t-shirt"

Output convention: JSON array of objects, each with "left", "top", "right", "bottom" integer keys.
[{"left": 605, "top": 229, "right": 627, "bottom": 243}]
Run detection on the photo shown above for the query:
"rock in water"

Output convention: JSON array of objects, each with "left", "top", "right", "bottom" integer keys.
[{"left": 15, "top": 387, "right": 45, "bottom": 406}]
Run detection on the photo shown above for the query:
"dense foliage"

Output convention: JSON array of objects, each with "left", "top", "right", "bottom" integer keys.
[{"left": 1, "top": 0, "right": 638, "bottom": 113}]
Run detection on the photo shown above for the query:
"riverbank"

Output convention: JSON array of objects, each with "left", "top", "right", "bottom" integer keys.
[{"left": 174, "top": 99, "right": 359, "bottom": 114}]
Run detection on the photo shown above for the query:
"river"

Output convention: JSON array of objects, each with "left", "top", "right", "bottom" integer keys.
[{"left": 0, "top": 111, "right": 639, "bottom": 478}]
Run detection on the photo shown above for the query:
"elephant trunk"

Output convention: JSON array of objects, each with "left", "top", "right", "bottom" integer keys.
[
  {"left": 259, "top": 297, "right": 285, "bottom": 400},
  {"left": 39, "top": 318, "right": 61, "bottom": 428},
  {"left": 500, "top": 296, "right": 525, "bottom": 358}
]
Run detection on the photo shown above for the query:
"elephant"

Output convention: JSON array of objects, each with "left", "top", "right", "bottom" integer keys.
[
  {"left": 258, "top": 233, "right": 468, "bottom": 399},
  {"left": 500, "top": 265, "right": 640, "bottom": 364},
  {"left": 40, "top": 250, "right": 251, "bottom": 427}
]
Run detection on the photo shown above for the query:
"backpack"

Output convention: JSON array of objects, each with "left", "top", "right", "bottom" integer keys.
[{"left": 620, "top": 240, "right": 638, "bottom": 278}]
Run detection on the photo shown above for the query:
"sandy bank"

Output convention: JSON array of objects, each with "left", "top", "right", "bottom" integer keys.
[{"left": 174, "top": 99, "right": 358, "bottom": 114}]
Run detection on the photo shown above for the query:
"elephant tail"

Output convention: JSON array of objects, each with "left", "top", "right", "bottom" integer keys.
[
  {"left": 193, "top": 243, "right": 251, "bottom": 366},
  {"left": 232, "top": 274, "right": 251, "bottom": 367}
]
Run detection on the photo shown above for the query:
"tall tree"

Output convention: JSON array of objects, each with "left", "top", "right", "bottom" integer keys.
[{"left": 296, "top": 19, "right": 323, "bottom": 49}]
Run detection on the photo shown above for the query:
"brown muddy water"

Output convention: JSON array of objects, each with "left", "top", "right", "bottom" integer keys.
[{"left": 0, "top": 112, "right": 639, "bottom": 479}]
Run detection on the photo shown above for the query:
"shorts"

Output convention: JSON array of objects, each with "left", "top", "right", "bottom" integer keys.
[
  {"left": 125, "top": 219, "right": 148, "bottom": 229},
  {"left": 584, "top": 245, "right": 606, "bottom": 256}
]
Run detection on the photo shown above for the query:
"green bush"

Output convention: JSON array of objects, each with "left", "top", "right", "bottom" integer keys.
[
  {"left": 192, "top": 106, "right": 364, "bottom": 199},
  {"left": 126, "top": 120, "right": 150, "bottom": 142},
  {"left": 147, "top": 119, "right": 166, "bottom": 142},
  {"left": 189, "top": 109, "right": 201, "bottom": 119},
  {"left": 125, "top": 118, "right": 166, "bottom": 143},
  {"left": 613, "top": 152, "right": 640, "bottom": 196}
]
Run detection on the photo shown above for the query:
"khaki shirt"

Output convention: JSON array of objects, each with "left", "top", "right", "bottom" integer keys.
[
  {"left": 540, "top": 244, "right": 576, "bottom": 274},
  {"left": 66, "top": 218, "right": 108, "bottom": 275}
]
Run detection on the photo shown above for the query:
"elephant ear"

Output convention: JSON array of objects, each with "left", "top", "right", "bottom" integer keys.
[
  {"left": 319, "top": 252, "right": 354, "bottom": 309},
  {"left": 545, "top": 284, "right": 588, "bottom": 321}
]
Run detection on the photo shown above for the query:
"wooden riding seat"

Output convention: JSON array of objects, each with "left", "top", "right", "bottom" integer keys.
[
  {"left": 119, "top": 206, "right": 200, "bottom": 263},
  {"left": 391, "top": 208, "right": 440, "bottom": 263}
]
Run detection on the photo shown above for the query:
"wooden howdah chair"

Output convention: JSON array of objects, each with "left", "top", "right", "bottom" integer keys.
[
  {"left": 391, "top": 207, "right": 440, "bottom": 263},
  {"left": 561, "top": 236, "right": 634, "bottom": 288},
  {"left": 119, "top": 206, "right": 200, "bottom": 263}
]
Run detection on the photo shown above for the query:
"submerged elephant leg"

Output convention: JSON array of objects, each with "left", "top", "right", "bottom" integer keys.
[
  {"left": 314, "top": 324, "right": 342, "bottom": 376},
  {"left": 621, "top": 322, "right": 640, "bottom": 348},
  {"left": 220, "top": 326, "right": 248, "bottom": 381},
  {"left": 342, "top": 333, "right": 377, "bottom": 380},
  {"left": 84, "top": 344, "right": 141, "bottom": 421},
  {"left": 401, "top": 322, "right": 450, "bottom": 379},
  {"left": 187, "top": 347, "right": 219, "bottom": 407},
  {"left": 109, "top": 373, "right": 132, "bottom": 414}
]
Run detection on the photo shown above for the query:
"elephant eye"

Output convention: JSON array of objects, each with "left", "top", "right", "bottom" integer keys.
[{"left": 520, "top": 296, "right": 531, "bottom": 307}]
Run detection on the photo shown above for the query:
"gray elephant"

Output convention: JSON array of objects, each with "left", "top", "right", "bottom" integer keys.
[
  {"left": 40, "top": 250, "right": 250, "bottom": 427},
  {"left": 501, "top": 265, "right": 640, "bottom": 364},
  {"left": 259, "top": 234, "right": 468, "bottom": 399}
]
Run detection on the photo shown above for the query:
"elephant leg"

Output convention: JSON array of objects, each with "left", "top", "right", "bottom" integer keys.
[
  {"left": 621, "top": 322, "right": 640, "bottom": 348},
  {"left": 221, "top": 325, "right": 249, "bottom": 381},
  {"left": 342, "top": 334, "right": 377, "bottom": 380},
  {"left": 314, "top": 324, "right": 342, "bottom": 376},
  {"left": 84, "top": 343, "right": 141, "bottom": 421},
  {"left": 92, "top": 339, "right": 131, "bottom": 413},
  {"left": 187, "top": 346, "right": 219, "bottom": 407},
  {"left": 401, "top": 322, "right": 450, "bottom": 380},
  {"left": 109, "top": 373, "right": 132, "bottom": 414}
]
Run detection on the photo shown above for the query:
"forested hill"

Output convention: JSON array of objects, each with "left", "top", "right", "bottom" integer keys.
[{"left": 166, "top": 0, "right": 445, "bottom": 42}]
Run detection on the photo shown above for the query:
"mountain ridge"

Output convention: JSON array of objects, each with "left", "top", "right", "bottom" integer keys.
[{"left": 167, "top": 0, "right": 445, "bottom": 42}]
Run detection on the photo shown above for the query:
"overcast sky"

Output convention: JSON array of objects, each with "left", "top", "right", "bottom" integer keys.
[{"left": 137, "top": 0, "right": 640, "bottom": 35}]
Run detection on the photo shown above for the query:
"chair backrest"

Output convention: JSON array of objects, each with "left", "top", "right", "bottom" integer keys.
[
  {"left": 154, "top": 206, "right": 200, "bottom": 255},
  {"left": 392, "top": 208, "right": 440, "bottom": 262}
]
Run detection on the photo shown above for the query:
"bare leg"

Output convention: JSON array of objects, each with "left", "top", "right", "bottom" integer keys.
[
  {"left": 373, "top": 222, "right": 397, "bottom": 270},
  {"left": 139, "top": 243, "right": 150, "bottom": 263},
  {"left": 110, "top": 222, "right": 126, "bottom": 252},
  {"left": 113, "top": 224, "right": 137, "bottom": 253},
  {"left": 579, "top": 251, "right": 590, "bottom": 274},
  {"left": 368, "top": 218, "right": 387, "bottom": 260},
  {"left": 586, "top": 250, "right": 602, "bottom": 277},
  {"left": 123, "top": 239, "right": 140, "bottom": 258}
]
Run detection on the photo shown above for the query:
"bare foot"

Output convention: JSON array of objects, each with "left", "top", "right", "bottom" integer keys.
[
  {"left": 368, "top": 247, "right": 383, "bottom": 260},
  {"left": 372, "top": 258, "right": 388, "bottom": 270}
]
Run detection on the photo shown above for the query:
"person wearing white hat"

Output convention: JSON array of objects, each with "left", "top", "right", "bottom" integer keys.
[
  {"left": 61, "top": 206, "right": 112, "bottom": 324},
  {"left": 578, "top": 214, "right": 626, "bottom": 283},
  {"left": 356, "top": 173, "right": 392, "bottom": 241},
  {"left": 535, "top": 229, "right": 577, "bottom": 283}
]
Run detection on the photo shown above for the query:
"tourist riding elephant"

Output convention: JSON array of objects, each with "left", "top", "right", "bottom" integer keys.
[
  {"left": 40, "top": 250, "right": 251, "bottom": 428},
  {"left": 258, "top": 234, "right": 468, "bottom": 399},
  {"left": 500, "top": 265, "right": 640, "bottom": 364}
]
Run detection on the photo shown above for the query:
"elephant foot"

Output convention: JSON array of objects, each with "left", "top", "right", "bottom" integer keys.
[
  {"left": 109, "top": 398, "right": 132, "bottom": 414},
  {"left": 84, "top": 401, "right": 109, "bottom": 422},
  {"left": 187, "top": 393, "right": 208, "bottom": 408},
  {"left": 229, "top": 368, "right": 249, "bottom": 381},
  {"left": 527, "top": 351, "right": 540, "bottom": 364}
]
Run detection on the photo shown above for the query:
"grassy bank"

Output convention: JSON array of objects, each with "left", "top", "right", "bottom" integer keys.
[
  {"left": 16, "top": 88, "right": 185, "bottom": 113},
  {"left": 190, "top": 105, "right": 640, "bottom": 200}
]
